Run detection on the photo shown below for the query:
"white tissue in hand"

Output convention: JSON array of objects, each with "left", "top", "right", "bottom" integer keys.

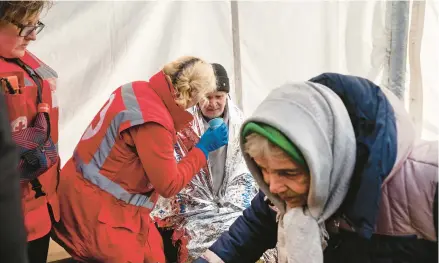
[{"left": 278, "top": 208, "right": 323, "bottom": 263}]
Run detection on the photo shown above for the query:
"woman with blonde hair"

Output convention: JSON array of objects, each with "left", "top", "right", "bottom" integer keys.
[
  {"left": 52, "top": 56, "right": 228, "bottom": 263},
  {"left": 0, "top": 1, "right": 59, "bottom": 262}
]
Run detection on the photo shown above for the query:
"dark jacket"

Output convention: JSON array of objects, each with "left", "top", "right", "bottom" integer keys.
[
  {"left": 0, "top": 93, "right": 28, "bottom": 263},
  {"left": 195, "top": 73, "right": 438, "bottom": 263}
]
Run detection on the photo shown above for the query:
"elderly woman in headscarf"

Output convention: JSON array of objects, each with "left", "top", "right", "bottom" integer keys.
[{"left": 194, "top": 73, "right": 438, "bottom": 263}]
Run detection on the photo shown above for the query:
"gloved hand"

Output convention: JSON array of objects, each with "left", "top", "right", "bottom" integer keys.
[
  {"left": 195, "top": 122, "right": 228, "bottom": 158},
  {"left": 193, "top": 257, "right": 209, "bottom": 263}
]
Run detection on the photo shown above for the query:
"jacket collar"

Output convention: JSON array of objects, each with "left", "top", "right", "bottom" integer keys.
[{"left": 149, "top": 71, "right": 193, "bottom": 132}]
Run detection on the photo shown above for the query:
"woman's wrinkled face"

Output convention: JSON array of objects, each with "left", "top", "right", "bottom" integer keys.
[
  {"left": 199, "top": 91, "right": 227, "bottom": 119},
  {"left": 254, "top": 156, "right": 310, "bottom": 209},
  {"left": 0, "top": 15, "right": 39, "bottom": 58}
]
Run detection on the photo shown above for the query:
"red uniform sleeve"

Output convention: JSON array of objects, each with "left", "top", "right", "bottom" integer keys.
[{"left": 128, "top": 122, "right": 207, "bottom": 198}]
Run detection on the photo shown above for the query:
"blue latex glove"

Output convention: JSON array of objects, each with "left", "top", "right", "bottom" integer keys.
[
  {"left": 195, "top": 122, "right": 228, "bottom": 158},
  {"left": 193, "top": 257, "right": 209, "bottom": 263}
]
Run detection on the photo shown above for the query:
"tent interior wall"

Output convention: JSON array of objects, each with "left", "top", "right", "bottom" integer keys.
[{"left": 27, "top": 1, "right": 437, "bottom": 261}]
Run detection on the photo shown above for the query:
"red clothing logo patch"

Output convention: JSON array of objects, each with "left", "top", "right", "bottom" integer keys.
[{"left": 11, "top": 116, "right": 28, "bottom": 132}]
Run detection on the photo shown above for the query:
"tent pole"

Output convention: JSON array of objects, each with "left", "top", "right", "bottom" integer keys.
[
  {"left": 231, "top": 0, "right": 243, "bottom": 110},
  {"left": 387, "top": 0, "right": 410, "bottom": 100}
]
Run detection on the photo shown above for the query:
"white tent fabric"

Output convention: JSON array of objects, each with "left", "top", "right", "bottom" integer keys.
[
  {"left": 412, "top": 0, "right": 439, "bottom": 140},
  {"left": 29, "top": 0, "right": 438, "bottom": 166},
  {"left": 31, "top": 1, "right": 235, "bottom": 164},
  {"left": 236, "top": 1, "right": 389, "bottom": 113}
]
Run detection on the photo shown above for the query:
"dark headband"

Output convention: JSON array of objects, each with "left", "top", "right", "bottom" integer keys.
[{"left": 170, "top": 58, "right": 200, "bottom": 85}]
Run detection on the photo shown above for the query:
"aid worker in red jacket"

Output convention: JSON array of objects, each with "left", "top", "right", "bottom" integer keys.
[
  {"left": 52, "top": 56, "right": 229, "bottom": 263},
  {"left": 0, "top": 1, "right": 60, "bottom": 263}
]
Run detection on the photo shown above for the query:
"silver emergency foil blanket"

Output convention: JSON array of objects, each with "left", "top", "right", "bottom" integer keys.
[{"left": 151, "top": 100, "right": 278, "bottom": 262}]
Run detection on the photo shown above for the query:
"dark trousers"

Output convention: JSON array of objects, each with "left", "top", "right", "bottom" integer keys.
[
  {"left": 156, "top": 225, "right": 180, "bottom": 263},
  {"left": 27, "top": 233, "right": 50, "bottom": 263},
  {"left": 324, "top": 229, "right": 438, "bottom": 263},
  {"left": 27, "top": 203, "right": 57, "bottom": 263}
]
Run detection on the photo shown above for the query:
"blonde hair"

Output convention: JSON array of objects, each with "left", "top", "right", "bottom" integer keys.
[
  {"left": 244, "top": 133, "right": 291, "bottom": 162},
  {"left": 163, "top": 56, "right": 216, "bottom": 109},
  {"left": 0, "top": 1, "right": 52, "bottom": 26}
]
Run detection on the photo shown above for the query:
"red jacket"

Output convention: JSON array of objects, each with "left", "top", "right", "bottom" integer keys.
[
  {"left": 53, "top": 71, "right": 207, "bottom": 263},
  {"left": 0, "top": 52, "right": 60, "bottom": 241}
]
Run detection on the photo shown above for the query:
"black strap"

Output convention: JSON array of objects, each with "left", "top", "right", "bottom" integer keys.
[
  {"left": 5, "top": 58, "right": 43, "bottom": 102},
  {"left": 2, "top": 57, "right": 49, "bottom": 198},
  {"left": 3, "top": 57, "right": 50, "bottom": 138},
  {"left": 29, "top": 179, "right": 46, "bottom": 198},
  {"left": 0, "top": 77, "right": 16, "bottom": 94},
  {"left": 434, "top": 183, "right": 438, "bottom": 240}
]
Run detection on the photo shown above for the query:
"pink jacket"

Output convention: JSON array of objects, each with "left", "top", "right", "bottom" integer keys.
[{"left": 375, "top": 88, "right": 437, "bottom": 241}]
